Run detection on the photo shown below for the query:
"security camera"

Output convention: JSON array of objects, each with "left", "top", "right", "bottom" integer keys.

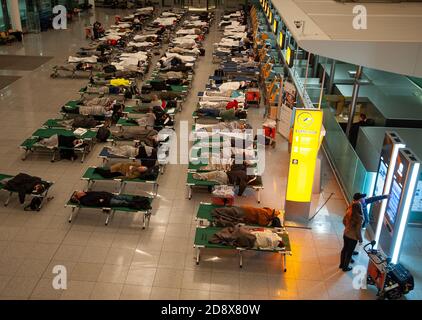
[{"left": 294, "top": 20, "right": 302, "bottom": 29}]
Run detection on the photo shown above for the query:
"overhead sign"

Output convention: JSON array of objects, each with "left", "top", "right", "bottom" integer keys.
[
  {"left": 278, "top": 30, "right": 285, "bottom": 49},
  {"left": 286, "top": 109, "right": 324, "bottom": 202},
  {"left": 286, "top": 45, "right": 294, "bottom": 68}
]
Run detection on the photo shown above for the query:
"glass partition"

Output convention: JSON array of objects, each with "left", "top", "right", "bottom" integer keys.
[{"left": 321, "top": 100, "right": 371, "bottom": 201}]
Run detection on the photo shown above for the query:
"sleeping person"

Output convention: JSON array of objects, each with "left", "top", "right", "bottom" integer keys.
[
  {"left": 210, "top": 206, "right": 282, "bottom": 227},
  {"left": 105, "top": 143, "right": 159, "bottom": 168},
  {"left": 93, "top": 162, "right": 159, "bottom": 180},
  {"left": 192, "top": 164, "right": 261, "bottom": 196},
  {"left": 209, "top": 225, "right": 285, "bottom": 250},
  {"left": 70, "top": 190, "right": 151, "bottom": 210}
]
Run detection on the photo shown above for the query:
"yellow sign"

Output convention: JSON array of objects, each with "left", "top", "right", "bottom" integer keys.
[
  {"left": 279, "top": 31, "right": 284, "bottom": 48},
  {"left": 273, "top": 20, "right": 277, "bottom": 33},
  {"left": 269, "top": 11, "right": 272, "bottom": 22},
  {"left": 286, "top": 46, "right": 292, "bottom": 66},
  {"left": 286, "top": 109, "right": 324, "bottom": 202}
]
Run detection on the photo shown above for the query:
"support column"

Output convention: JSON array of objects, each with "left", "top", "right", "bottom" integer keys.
[
  {"left": 327, "top": 59, "right": 336, "bottom": 94},
  {"left": 9, "top": 0, "right": 22, "bottom": 31},
  {"left": 345, "top": 65, "right": 363, "bottom": 138}
]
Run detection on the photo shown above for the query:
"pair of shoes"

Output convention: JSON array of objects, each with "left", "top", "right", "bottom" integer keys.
[
  {"left": 351, "top": 259, "right": 355, "bottom": 264},
  {"left": 352, "top": 251, "right": 359, "bottom": 256},
  {"left": 342, "top": 267, "right": 353, "bottom": 272}
]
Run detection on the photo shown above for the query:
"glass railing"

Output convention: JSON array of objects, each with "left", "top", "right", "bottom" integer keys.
[{"left": 321, "top": 100, "right": 371, "bottom": 201}]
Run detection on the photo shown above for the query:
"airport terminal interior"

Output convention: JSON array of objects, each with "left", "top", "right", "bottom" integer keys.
[{"left": 0, "top": 0, "right": 422, "bottom": 300}]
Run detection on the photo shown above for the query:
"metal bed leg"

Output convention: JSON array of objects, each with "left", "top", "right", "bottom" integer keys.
[
  {"left": 239, "top": 251, "right": 243, "bottom": 268},
  {"left": 283, "top": 254, "right": 287, "bottom": 272},
  {"left": 196, "top": 247, "right": 200, "bottom": 265},
  {"left": 187, "top": 185, "right": 192, "bottom": 200},
  {"left": 51, "top": 150, "right": 56, "bottom": 163},
  {"left": 104, "top": 209, "right": 115, "bottom": 226},
  {"left": 21, "top": 149, "right": 29, "bottom": 160},
  {"left": 4, "top": 192, "right": 12, "bottom": 207},
  {"left": 81, "top": 149, "right": 86, "bottom": 163},
  {"left": 68, "top": 207, "right": 79, "bottom": 223},
  {"left": 257, "top": 189, "right": 261, "bottom": 204},
  {"left": 119, "top": 182, "right": 125, "bottom": 194},
  {"left": 153, "top": 183, "right": 158, "bottom": 197}
]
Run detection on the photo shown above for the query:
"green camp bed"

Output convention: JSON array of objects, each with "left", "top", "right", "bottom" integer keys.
[
  {"left": 42, "top": 119, "right": 67, "bottom": 128},
  {"left": 193, "top": 226, "right": 291, "bottom": 271},
  {"left": 186, "top": 172, "right": 263, "bottom": 203},
  {"left": 124, "top": 106, "right": 176, "bottom": 119},
  {"left": 65, "top": 194, "right": 153, "bottom": 228},
  {"left": 82, "top": 167, "right": 159, "bottom": 197},
  {"left": 20, "top": 128, "right": 96, "bottom": 162},
  {"left": 195, "top": 202, "right": 282, "bottom": 226},
  {"left": 0, "top": 173, "right": 54, "bottom": 209},
  {"left": 116, "top": 118, "right": 174, "bottom": 130}
]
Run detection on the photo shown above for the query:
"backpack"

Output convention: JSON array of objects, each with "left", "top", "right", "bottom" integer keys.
[
  {"left": 24, "top": 197, "right": 42, "bottom": 211},
  {"left": 96, "top": 127, "right": 110, "bottom": 142}
]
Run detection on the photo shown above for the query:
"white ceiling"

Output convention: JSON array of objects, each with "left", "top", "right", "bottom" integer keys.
[{"left": 271, "top": 0, "right": 422, "bottom": 76}]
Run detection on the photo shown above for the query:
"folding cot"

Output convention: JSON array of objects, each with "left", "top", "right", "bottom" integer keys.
[
  {"left": 98, "top": 146, "right": 169, "bottom": 175},
  {"left": 185, "top": 172, "right": 263, "bottom": 203},
  {"left": 193, "top": 225, "right": 291, "bottom": 271},
  {"left": 0, "top": 173, "right": 54, "bottom": 210},
  {"left": 42, "top": 118, "right": 104, "bottom": 130},
  {"left": 65, "top": 194, "right": 153, "bottom": 228},
  {"left": 116, "top": 118, "right": 175, "bottom": 131},
  {"left": 123, "top": 105, "right": 177, "bottom": 120},
  {"left": 20, "top": 128, "right": 96, "bottom": 162},
  {"left": 82, "top": 166, "right": 159, "bottom": 197}
]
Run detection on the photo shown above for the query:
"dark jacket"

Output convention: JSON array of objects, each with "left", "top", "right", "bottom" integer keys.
[
  {"left": 79, "top": 191, "right": 113, "bottom": 207},
  {"left": 4, "top": 173, "right": 44, "bottom": 204},
  {"left": 343, "top": 202, "right": 363, "bottom": 242}
]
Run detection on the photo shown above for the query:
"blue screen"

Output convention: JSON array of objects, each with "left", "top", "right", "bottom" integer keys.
[{"left": 386, "top": 179, "right": 402, "bottom": 227}]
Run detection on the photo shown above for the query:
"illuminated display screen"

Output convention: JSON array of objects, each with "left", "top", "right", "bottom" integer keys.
[
  {"left": 386, "top": 179, "right": 403, "bottom": 228},
  {"left": 374, "top": 160, "right": 388, "bottom": 196},
  {"left": 286, "top": 46, "right": 294, "bottom": 67},
  {"left": 279, "top": 31, "right": 284, "bottom": 49}
]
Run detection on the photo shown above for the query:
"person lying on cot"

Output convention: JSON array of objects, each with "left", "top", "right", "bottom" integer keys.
[
  {"left": 56, "top": 116, "right": 102, "bottom": 129},
  {"left": 94, "top": 163, "right": 159, "bottom": 180},
  {"left": 209, "top": 225, "right": 285, "bottom": 250},
  {"left": 70, "top": 191, "right": 151, "bottom": 210},
  {"left": 104, "top": 143, "right": 159, "bottom": 168},
  {"left": 210, "top": 206, "right": 282, "bottom": 228},
  {"left": 192, "top": 164, "right": 261, "bottom": 196},
  {"left": 1, "top": 173, "right": 51, "bottom": 210},
  {"left": 196, "top": 121, "right": 251, "bottom": 133},
  {"left": 111, "top": 127, "right": 161, "bottom": 146}
]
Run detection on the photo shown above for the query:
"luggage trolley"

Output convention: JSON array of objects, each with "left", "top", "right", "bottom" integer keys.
[{"left": 364, "top": 241, "right": 414, "bottom": 300}]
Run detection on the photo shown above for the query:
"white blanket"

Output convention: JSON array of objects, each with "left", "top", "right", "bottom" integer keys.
[{"left": 68, "top": 56, "right": 97, "bottom": 63}]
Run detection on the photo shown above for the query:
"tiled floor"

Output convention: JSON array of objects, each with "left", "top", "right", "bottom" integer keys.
[{"left": 0, "top": 7, "right": 421, "bottom": 300}]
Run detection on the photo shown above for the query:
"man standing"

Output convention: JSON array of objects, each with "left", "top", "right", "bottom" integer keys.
[
  {"left": 353, "top": 192, "right": 389, "bottom": 229},
  {"left": 340, "top": 197, "right": 363, "bottom": 272}
]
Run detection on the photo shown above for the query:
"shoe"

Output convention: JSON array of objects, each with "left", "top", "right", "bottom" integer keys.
[
  {"left": 352, "top": 251, "right": 359, "bottom": 256},
  {"left": 342, "top": 267, "right": 353, "bottom": 272},
  {"left": 351, "top": 259, "right": 355, "bottom": 264}
]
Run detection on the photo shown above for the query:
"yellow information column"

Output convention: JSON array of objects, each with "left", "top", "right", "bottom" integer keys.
[{"left": 285, "top": 109, "right": 324, "bottom": 226}]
